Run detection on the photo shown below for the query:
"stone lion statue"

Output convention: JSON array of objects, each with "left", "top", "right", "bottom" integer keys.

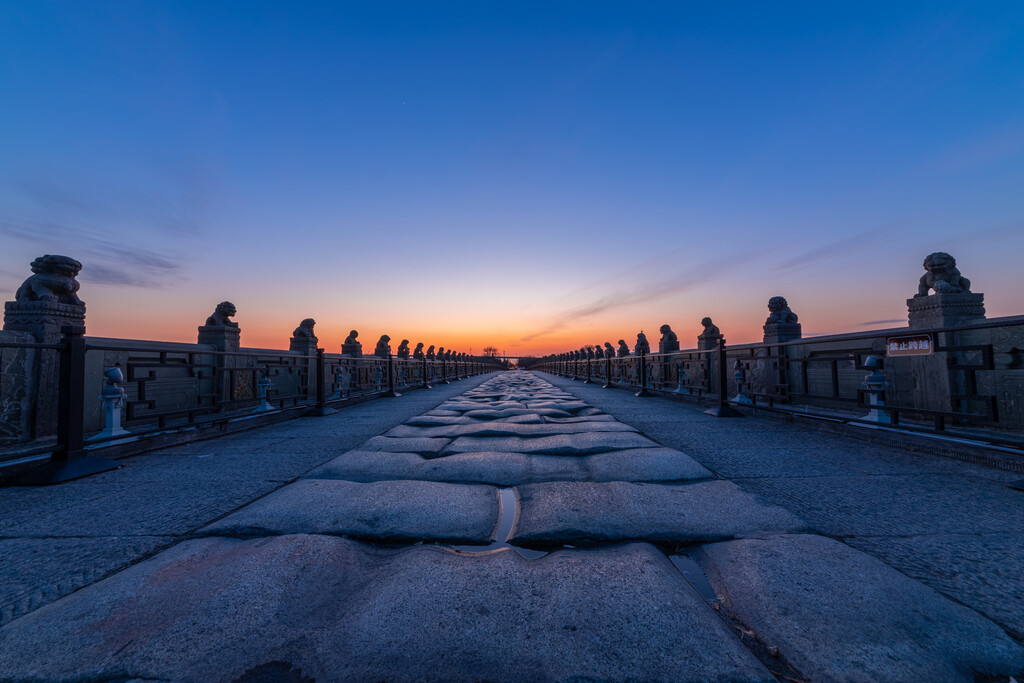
[
  {"left": 594, "top": 344, "right": 604, "bottom": 359},
  {"left": 916, "top": 252, "right": 971, "bottom": 297},
  {"left": 15, "top": 254, "right": 84, "bottom": 306},
  {"left": 604, "top": 342, "right": 616, "bottom": 358},
  {"left": 292, "top": 318, "right": 316, "bottom": 338},
  {"left": 617, "top": 340, "right": 630, "bottom": 357},
  {"left": 397, "top": 339, "right": 410, "bottom": 358},
  {"left": 206, "top": 301, "right": 239, "bottom": 328},
  {"left": 701, "top": 317, "right": 721, "bottom": 336},
  {"left": 426, "top": 345, "right": 435, "bottom": 359},
  {"left": 413, "top": 342, "right": 425, "bottom": 359},
  {"left": 374, "top": 335, "right": 391, "bottom": 357},
  {"left": 344, "top": 330, "right": 359, "bottom": 345},
  {"left": 765, "top": 297, "right": 798, "bottom": 324},
  {"left": 635, "top": 331, "right": 651, "bottom": 355}
]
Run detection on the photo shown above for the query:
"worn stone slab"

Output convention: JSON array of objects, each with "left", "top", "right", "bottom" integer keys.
[
  {"left": 305, "top": 448, "right": 713, "bottom": 487},
  {"left": 199, "top": 479, "right": 498, "bottom": 543},
  {"left": 445, "top": 431, "right": 660, "bottom": 456},
  {"left": 585, "top": 447, "right": 714, "bottom": 482},
  {"left": 360, "top": 435, "right": 451, "bottom": 456},
  {"left": 542, "top": 414, "right": 616, "bottom": 423},
  {"left": 437, "top": 401, "right": 529, "bottom": 413},
  {"left": 698, "top": 534, "right": 1024, "bottom": 682},
  {"left": 512, "top": 481, "right": 805, "bottom": 545},
  {"left": 0, "top": 536, "right": 773, "bottom": 682},
  {"left": 525, "top": 400, "right": 592, "bottom": 412},
  {"left": 404, "top": 415, "right": 478, "bottom": 426},
  {"left": 462, "top": 409, "right": 569, "bottom": 419},
  {"left": 384, "top": 421, "right": 637, "bottom": 439}
]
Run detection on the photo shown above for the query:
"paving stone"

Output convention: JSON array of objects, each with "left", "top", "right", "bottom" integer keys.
[
  {"left": 404, "top": 415, "right": 478, "bottom": 426},
  {"left": 697, "top": 534, "right": 1024, "bottom": 682},
  {"left": 384, "top": 421, "right": 637, "bottom": 439},
  {"left": 360, "top": 435, "right": 452, "bottom": 456},
  {"left": 199, "top": 479, "right": 498, "bottom": 543},
  {"left": 584, "top": 447, "right": 714, "bottom": 482},
  {"left": 461, "top": 408, "right": 551, "bottom": 419},
  {"left": 541, "top": 414, "right": 616, "bottom": 423},
  {"left": 845, "top": 532, "right": 1024, "bottom": 640},
  {"left": 0, "top": 536, "right": 774, "bottom": 682},
  {"left": 305, "top": 448, "right": 713, "bottom": 487},
  {"left": 512, "top": 481, "right": 805, "bottom": 545},
  {"left": 445, "top": 431, "right": 660, "bottom": 456},
  {"left": 525, "top": 400, "right": 592, "bottom": 413}
]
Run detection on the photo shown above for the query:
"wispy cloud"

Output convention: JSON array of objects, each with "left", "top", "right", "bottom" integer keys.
[
  {"left": 521, "top": 252, "right": 756, "bottom": 342},
  {"left": 0, "top": 170, "right": 210, "bottom": 288},
  {"left": 773, "top": 224, "right": 905, "bottom": 274},
  {"left": 860, "top": 319, "right": 906, "bottom": 326}
]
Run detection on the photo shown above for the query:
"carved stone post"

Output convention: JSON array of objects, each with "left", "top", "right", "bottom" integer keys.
[
  {"left": 762, "top": 297, "right": 802, "bottom": 344},
  {"left": 698, "top": 317, "right": 723, "bottom": 392},
  {"left": 902, "top": 252, "right": 986, "bottom": 417},
  {"left": 197, "top": 302, "right": 241, "bottom": 410},
  {"left": 3, "top": 255, "right": 87, "bottom": 439}
]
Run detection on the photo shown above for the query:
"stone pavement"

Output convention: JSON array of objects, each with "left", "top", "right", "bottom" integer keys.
[{"left": 1, "top": 371, "right": 1022, "bottom": 681}]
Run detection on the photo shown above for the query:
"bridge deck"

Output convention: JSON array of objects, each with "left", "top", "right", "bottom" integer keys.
[{"left": 1, "top": 371, "right": 1021, "bottom": 680}]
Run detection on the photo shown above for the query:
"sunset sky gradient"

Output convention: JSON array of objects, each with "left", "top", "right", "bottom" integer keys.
[{"left": 2, "top": 1, "right": 1022, "bottom": 355}]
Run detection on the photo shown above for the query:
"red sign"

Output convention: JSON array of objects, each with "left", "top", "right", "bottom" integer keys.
[{"left": 886, "top": 334, "right": 933, "bottom": 357}]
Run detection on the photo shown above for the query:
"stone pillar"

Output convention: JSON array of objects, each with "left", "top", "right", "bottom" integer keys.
[
  {"left": 2, "top": 255, "right": 87, "bottom": 439},
  {"left": 697, "top": 317, "right": 722, "bottom": 351},
  {"left": 902, "top": 252, "right": 986, "bottom": 417},
  {"left": 658, "top": 324, "right": 679, "bottom": 354},
  {"left": 197, "top": 302, "right": 241, "bottom": 409},
  {"left": 342, "top": 330, "right": 363, "bottom": 357},
  {"left": 907, "top": 252, "right": 985, "bottom": 330},
  {"left": 762, "top": 296, "right": 802, "bottom": 344},
  {"left": 289, "top": 318, "right": 318, "bottom": 355},
  {"left": 907, "top": 293, "right": 985, "bottom": 329}
]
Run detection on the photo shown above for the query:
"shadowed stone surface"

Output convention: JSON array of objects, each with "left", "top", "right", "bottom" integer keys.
[
  {"left": 697, "top": 534, "right": 1024, "bottom": 682},
  {"left": 306, "top": 447, "right": 712, "bottom": 486},
  {"left": 845, "top": 532, "right": 1024, "bottom": 641},
  {"left": 384, "top": 421, "right": 637, "bottom": 438},
  {"left": 0, "top": 536, "right": 774, "bottom": 682},
  {"left": 199, "top": 479, "right": 499, "bottom": 543},
  {"left": 361, "top": 435, "right": 452, "bottom": 456},
  {"left": 512, "top": 481, "right": 806, "bottom": 544},
  {"left": 445, "top": 431, "right": 659, "bottom": 456}
]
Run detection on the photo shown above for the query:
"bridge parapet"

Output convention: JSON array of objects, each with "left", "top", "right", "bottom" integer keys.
[{"left": 0, "top": 255, "right": 504, "bottom": 480}]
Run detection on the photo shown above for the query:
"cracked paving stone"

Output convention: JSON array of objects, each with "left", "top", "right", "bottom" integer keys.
[{"left": 697, "top": 533, "right": 1024, "bottom": 682}]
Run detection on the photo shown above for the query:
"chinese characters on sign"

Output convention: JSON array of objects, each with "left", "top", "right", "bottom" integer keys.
[{"left": 886, "top": 334, "right": 934, "bottom": 357}]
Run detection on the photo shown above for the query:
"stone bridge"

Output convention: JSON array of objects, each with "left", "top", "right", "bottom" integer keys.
[
  {"left": 1, "top": 252, "right": 1023, "bottom": 680},
  {"left": 1, "top": 369, "right": 1023, "bottom": 681}
]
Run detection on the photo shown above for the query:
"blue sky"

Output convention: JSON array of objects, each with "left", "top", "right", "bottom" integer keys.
[{"left": 1, "top": 1, "right": 1022, "bottom": 352}]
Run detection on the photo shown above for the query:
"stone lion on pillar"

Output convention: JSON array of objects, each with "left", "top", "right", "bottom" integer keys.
[
  {"left": 916, "top": 252, "right": 971, "bottom": 297},
  {"left": 15, "top": 255, "right": 85, "bottom": 306},
  {"left": 205, "top": 302, "right": 239, "bottom": 328},
  {"left": 292, "top": 318, "right": 316, "bottom": 338},
  {"left": 765, "top": 297, "right": 798, "bottom": 324}
]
